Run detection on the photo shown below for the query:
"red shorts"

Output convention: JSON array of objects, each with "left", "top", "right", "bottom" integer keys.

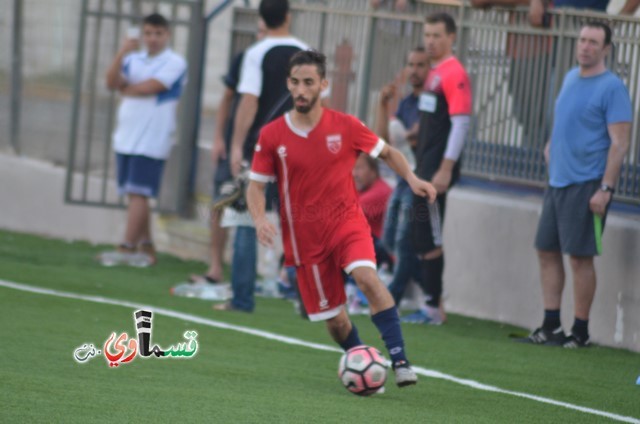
[{"left": 295, "top": 229, "right": 376, "bottom": 321}]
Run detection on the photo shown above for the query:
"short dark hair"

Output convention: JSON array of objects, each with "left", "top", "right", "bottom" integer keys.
[
  {"left": 425, "top": 12, "right": 456, "bottom": 34},
  {"left": 259, "top": 0, "right": 289, "bottom": 29},
  {"left": 584, "top": 21, "right": 612, "bottom": 46},
  {"left": 288, "top": 50, "right": 327, "bottom": 79},
  {"left": 411, "top": 45, "right": 426, "bottom": 54},
  {"left": 143, "top": 13, "right": 169, "bottom": 29}
]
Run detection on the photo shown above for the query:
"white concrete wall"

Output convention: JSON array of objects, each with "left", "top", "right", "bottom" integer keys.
[
  {"left": 444, "top": 186, "right": 640, "bottom": 352},
  {"left": 0, "top": 153, "right": 128, "bottom": 244}
]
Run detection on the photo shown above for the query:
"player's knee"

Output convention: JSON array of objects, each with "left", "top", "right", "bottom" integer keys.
[
  {"left": 128, "top": 193, "right": 148, "bottom": 203},
  {"left": 537, "top": 249, "right": 561, "bottom": 265},
  {"left": 569, "top": 255, "right": 594, "bottom": 270},
  {"left": 351, "top": 268, "right": 381, "bottom": 295}
]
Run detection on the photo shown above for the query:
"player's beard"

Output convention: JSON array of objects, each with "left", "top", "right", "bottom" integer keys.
[{"left": 293, "top": 93, "right": 319, "bottom": 114}]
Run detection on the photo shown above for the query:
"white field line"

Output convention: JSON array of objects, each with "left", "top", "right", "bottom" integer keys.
[{"left": 1, "top": 279, "right": 638, "bottom": 424}]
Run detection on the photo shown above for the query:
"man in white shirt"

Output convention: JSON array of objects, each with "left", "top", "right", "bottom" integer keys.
[{"left": 100, "top": 13, "right": 187, "bottom": 267}]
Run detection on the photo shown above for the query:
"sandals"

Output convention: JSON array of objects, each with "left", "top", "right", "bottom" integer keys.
[{"left": 188, "top": 274, "right": 220, "bottom": 284}]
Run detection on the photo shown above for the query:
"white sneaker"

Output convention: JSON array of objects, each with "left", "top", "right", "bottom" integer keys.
[
  {"left": 97, "top": 250, "right": 135, "bottom": 267},
  {"left": 393, "top": 362, "right": 418, "bottom": 387},
  {"left": 126, "top": 252, "right": 154, "bottom": 268}
]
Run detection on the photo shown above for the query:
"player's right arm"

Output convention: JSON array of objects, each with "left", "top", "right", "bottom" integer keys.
[
  {"left": 247, "top": 130, "right": 278, "bottom": 246},
  {"left": 247, "top": 181, "right": 278, "bottom": 247},
  {"left": 106, "top": 38, "right": 138, "bottom": 90}
]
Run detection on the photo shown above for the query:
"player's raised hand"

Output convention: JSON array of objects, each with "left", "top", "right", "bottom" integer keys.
[
  {"left": 255, "top": 218, "right": 278, "bottom": 247},
  {"left": 408, "top": 174, "right": 437, "bottom": 203},
  {"left": 381, "top": 83, "right": 396, "bottom": 101},
  {"left": 119, "top": 38, "right": 140, "bottom": 56}
]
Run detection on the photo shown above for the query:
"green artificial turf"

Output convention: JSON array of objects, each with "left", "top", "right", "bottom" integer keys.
[{"left": 1, "top": 230, "right": 639, "bottom": 423}]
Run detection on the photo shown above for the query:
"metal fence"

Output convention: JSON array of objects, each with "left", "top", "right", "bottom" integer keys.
[
  {"left": 460, "top": 6, "right": 640, "bottom": 200},
  {"left": 3, "top": 0, "right": 639, "bottom": 209},
  {"left": 242, "top": 0, "right": 639, "bottom": 204},
  {"left": 0, "top": 0, "right": 84, "bottom": 159},
  {"left": 62, "top": 0, "right": 205, "bottom": 213}
]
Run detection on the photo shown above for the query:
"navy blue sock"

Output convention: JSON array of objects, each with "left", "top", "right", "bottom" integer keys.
[
  {"left": 338, "top": 323, "right": 363, "bottom": 351},
  {"left": 371, "top": 306, "right": 407, "bottom": 365},
  {"left": 542, "top": 309, "right": 561, "bottom": 331},
  {"left": 572, "top": 317, "right": 589, "bottom": 340}
]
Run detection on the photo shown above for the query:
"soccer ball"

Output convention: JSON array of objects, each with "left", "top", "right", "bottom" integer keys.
[{"left": 338, "top": 345, "right": 388, "bottom": 396}]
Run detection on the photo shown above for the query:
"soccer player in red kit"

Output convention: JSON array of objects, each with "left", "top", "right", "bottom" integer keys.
[{"left": 247, "top": 50, "right": 437, "bottom": 387}]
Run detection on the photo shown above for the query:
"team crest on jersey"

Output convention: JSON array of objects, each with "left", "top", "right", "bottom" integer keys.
[
  {"left": 277, "top": 145, "right": 287, "bottom": 157},
  {"left": 326, "top": 134, "right": 342, "bottom": 154}
]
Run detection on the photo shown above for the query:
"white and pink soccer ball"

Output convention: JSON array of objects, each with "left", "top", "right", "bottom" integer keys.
[{"left": 338, "top": 345, "right": 388, "bottom": 396}]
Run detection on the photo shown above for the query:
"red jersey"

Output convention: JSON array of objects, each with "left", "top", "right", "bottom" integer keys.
[
  {"left": 358, "top": 178, "right": 392, "bottom": 239},
  {"left": 250, "top": 109, "right": 385, "bottom": 266}
]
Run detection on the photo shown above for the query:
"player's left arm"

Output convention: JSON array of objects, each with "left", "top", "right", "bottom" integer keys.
[
  {"left": 351, "top": 115, "right": 436, "bottom": 201},
  {"left": 378, "top": 144, "right": 437, "bottom": 203},
  {"left": 589, "top": 122, "right": 631, "bottom": 216}
]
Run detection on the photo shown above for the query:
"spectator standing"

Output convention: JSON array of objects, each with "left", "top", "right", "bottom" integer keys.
[
  {"left": 522, "top": 22, "right": 631, "bottom": 348},
  {"left": 99, "top": 13, "right": 187, "bottom": 267},
  {"left": 376, "top": 46, "right": 429, "bottom": 305},
  {"left": 188, "top": 19, "right": 267, "bottom": 284},
  {"left": 403, "top": 13, "right": 472, "bottom": 325}
]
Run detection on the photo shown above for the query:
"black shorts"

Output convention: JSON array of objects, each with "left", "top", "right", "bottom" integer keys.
[
  {"left": 411, "top": 193, "right": 447, "bottom": 254},
  {"left": 534, "top": 180, "right": 608, "bottom": 256}
]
